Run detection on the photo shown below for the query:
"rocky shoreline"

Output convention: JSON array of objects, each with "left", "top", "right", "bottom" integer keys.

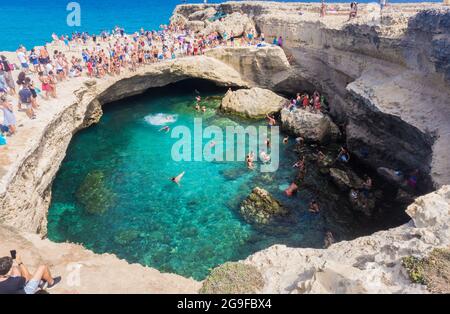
[{"left": 1, "top": 2, "right": 449, "bottom": 293}]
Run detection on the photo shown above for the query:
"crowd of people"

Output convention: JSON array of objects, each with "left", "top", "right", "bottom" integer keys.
[{"left": 0, "top": 21, "right": 277, "bottom": 146}]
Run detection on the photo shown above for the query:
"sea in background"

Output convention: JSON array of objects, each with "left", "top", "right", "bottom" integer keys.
[{"left": 0, "top": 0, "right": 441, "bottom": 51}]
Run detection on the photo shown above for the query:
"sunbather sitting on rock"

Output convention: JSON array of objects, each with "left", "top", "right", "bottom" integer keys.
[{"left": 0, "top": 253, "right": 61, "bottom": 294}]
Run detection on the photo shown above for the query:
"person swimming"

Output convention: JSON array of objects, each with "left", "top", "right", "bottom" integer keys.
[
  {"left": 283, "top": 136, "right": 289, "bottom": 145},
  {"left": 159, "top": 126, "right": 170, "bottom": 133},
  {"left": 309, "top": 200, "right": 320, "bottom": 213},
  {"left": 171, "top": 171, "right": 185, "bottom": 186},
  {"left": 260, "top": 150, "right": 271, "bottom": 163},
  {"left": 246, "top": 152, "right": 255, "bottom": 170},
  {"left": 201, "top": 106, "right": 206, "bottom": 113},
  {"left": 285, "top": 182, "right": 298, "bottom": 196}
]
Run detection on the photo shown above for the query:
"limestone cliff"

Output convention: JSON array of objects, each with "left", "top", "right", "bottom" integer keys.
[
  {"left": 244, "top": 185, "right": 450, "bottom": 294},
  {"left": 1, "top": 1, "right": 449, "bottom": 294},
  {"left": 174, "top": 1, "right": 450, "bottom": 190}
]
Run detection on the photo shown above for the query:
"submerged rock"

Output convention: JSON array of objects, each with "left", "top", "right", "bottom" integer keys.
[
  {"left": 240, "top": 187, "right": 289, "bottom": 225},
  {"left": 281, "top": 108, "right": 340, "bottom": 142},
  {"left": 208, "top": 117, "right": 239, "bottom": 129},
  {"left": 329, "top": 168, "right": 364, "bottom": 191},
  {"left": 114, "top": 229, "right": 140, "bottom": 245},
  {"left": 76, "top": 170, "right": 115, "bottom": 215},
  {"left": 219, "top": 167, "right": 249, "bottom": 181},
  {"left": 221, "top": 87, "right": 288, "bottom": 119}
]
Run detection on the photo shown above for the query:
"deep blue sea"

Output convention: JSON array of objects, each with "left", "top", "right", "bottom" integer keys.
[{"left": 0, "top": 0, "right": 440, "bottom": 51}]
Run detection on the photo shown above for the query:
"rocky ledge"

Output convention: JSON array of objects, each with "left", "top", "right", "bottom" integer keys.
[
  {"left": 242, "top": 185, "right": 450, "bottom": 293},
  {"left": 1, "top": 1, "right": 449, "bottom": 294}
]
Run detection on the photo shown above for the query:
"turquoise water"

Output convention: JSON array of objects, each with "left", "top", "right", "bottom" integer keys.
[
  {"left": 0, "top": 0, "right": 440, "bottom": 51},
  {"left": 47, "top": 80, "right": 378, "bottom": 279}
]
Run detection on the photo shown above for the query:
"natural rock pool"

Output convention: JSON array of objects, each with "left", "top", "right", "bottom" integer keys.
[{"left": 47, "top": 80, "right": 408, "bottom": 280}]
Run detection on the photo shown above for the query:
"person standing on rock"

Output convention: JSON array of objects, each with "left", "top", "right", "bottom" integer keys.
[
  {"left": 277, "top": 36, "right": 283, "bottom": 48},
  {"left": 320, "top": 0, "right": 327, "bottom": 17},
  {"left": 18, "top": 82, "right": 35, "bottom": 120},
  {"left": 0, "top": 56, "right": 16, "bottom": 96},
  {"left": 324, "top": 231, "right": 335, "bottom": 248},
  {"left": 0, "top": 96, "right": 16, "bottom": 135}
]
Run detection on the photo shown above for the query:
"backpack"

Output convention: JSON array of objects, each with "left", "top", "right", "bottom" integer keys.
[{"left": 0, "top": 133, "right": 6, "bottom": 145}]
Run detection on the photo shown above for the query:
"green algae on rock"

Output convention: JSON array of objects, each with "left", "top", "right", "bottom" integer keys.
[
  {"left": 76, "top": 170, "right": 115, "bottom": 215},
  {"left": 240, "top": 187, "right": 289, "bottom": 225},
  {"left": 200, "top": 262, "right": 264, "bottom": 294},
  {"left": 403, "top": 248, "right": 450, "bottom": 293}
]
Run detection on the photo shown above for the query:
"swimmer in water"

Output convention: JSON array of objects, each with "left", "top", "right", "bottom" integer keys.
[
  {"left": 293, "top": 156, "right": 305, "bottom": 169},
  {"left": 265, "top": 138, "right": 271, "bottom": 148},
  {"left": 171, "top": 171, "right": 185, "bottom": 186},
  {"left": 202, "top": 106, "right": 206, "bottom": 113},
  {"left": 210, "top": 141, "right": 216, "bottom": 148},
  {"left": 260, "top": 150, "right": 271, "bottom": 163},
  {"left": 309, "top": 200, "right": 320, "bottom": 213},
  {"left": 196, "top": 95, "right": 201, "bottom": 103},
  {"left": 246, "top": 151, "right": 255, "bottom": 170},
  {"left": 283, "top": 136, "right": 289, "bottom": 144},
  {"left": 195, "top": 103, "right": 200, "bottom": 111},
  {"left": 266, "top": 113, "right": 276, "bottom": 126},
  {"left": 159, "top": 126, "right": 170, "bottom": 133}
]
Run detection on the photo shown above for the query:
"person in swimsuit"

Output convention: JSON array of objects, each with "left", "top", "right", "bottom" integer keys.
[
  {"left": 159, "top": 126, "right": 170, "bottom": 133},
  {"left": 38, "top": 71, "right": 55, "bottom": 99},
  {"left": 266, "top": 113, "right": 276, "bottom": 126},
  {"left": 309, "top": 200, "right": 320, "bottom": 213},
  {"left": 171, "top": 171, "right": 185, "bottom": 186}
]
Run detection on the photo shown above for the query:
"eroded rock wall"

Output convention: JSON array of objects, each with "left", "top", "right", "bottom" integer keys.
[{"left": 174, "top": 2, "right": 450, "bottom": 189}]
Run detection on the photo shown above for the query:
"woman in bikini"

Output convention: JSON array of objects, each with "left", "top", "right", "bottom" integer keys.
[{"left": 38, "top": 72, "right": 52, "bottom": 100}]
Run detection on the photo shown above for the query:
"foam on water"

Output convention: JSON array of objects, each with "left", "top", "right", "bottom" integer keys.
[{"left": 144, "top": 113, "right": 178, "bottom": 126}]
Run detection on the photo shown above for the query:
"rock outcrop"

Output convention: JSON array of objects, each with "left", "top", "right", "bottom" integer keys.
[
  {"left": 329, "top": 168, "right": 364, "bottom": 192},
  {"left": 221, "top": 87, "right": 287, "bottom": 118},
  {"left": 0, "top": 225, "right": 201, "bottom": 293},
  {"left": 240, "top": 187, "right": 289, "bottom": 225},
  {"left": 1, "top": 1, "right": 449, "bottom": 294},
  {"left": 205, "top": 46, "right": 291, "bottom": 89},
  {"left": 0, "top": 52, "right": 262, "bottom": 234},
  {"left": 245, "top": 185, "right": 450, "bottom": 293},
  {"left": 201, "top": 12, "right": 256, "bottom": 38},
  {"left": 175, "top": 2, "right": 450, "bottom": 189},
  {"left": 281, "top": 108, "right": 340, "bottom": 142}
]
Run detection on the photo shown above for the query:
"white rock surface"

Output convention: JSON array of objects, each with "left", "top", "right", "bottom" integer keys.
[
  {"left": 281, "top": 108, "right": 340, "bottom": 142},
  {"left": 245, "top": 186, "right": 450, "bottom": 294},
  {"left": 221, "top": 87, "right": 287, "bottom": 118},
  {"left": 201, "top": 12, "right": 256, "bottom": 38}
]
